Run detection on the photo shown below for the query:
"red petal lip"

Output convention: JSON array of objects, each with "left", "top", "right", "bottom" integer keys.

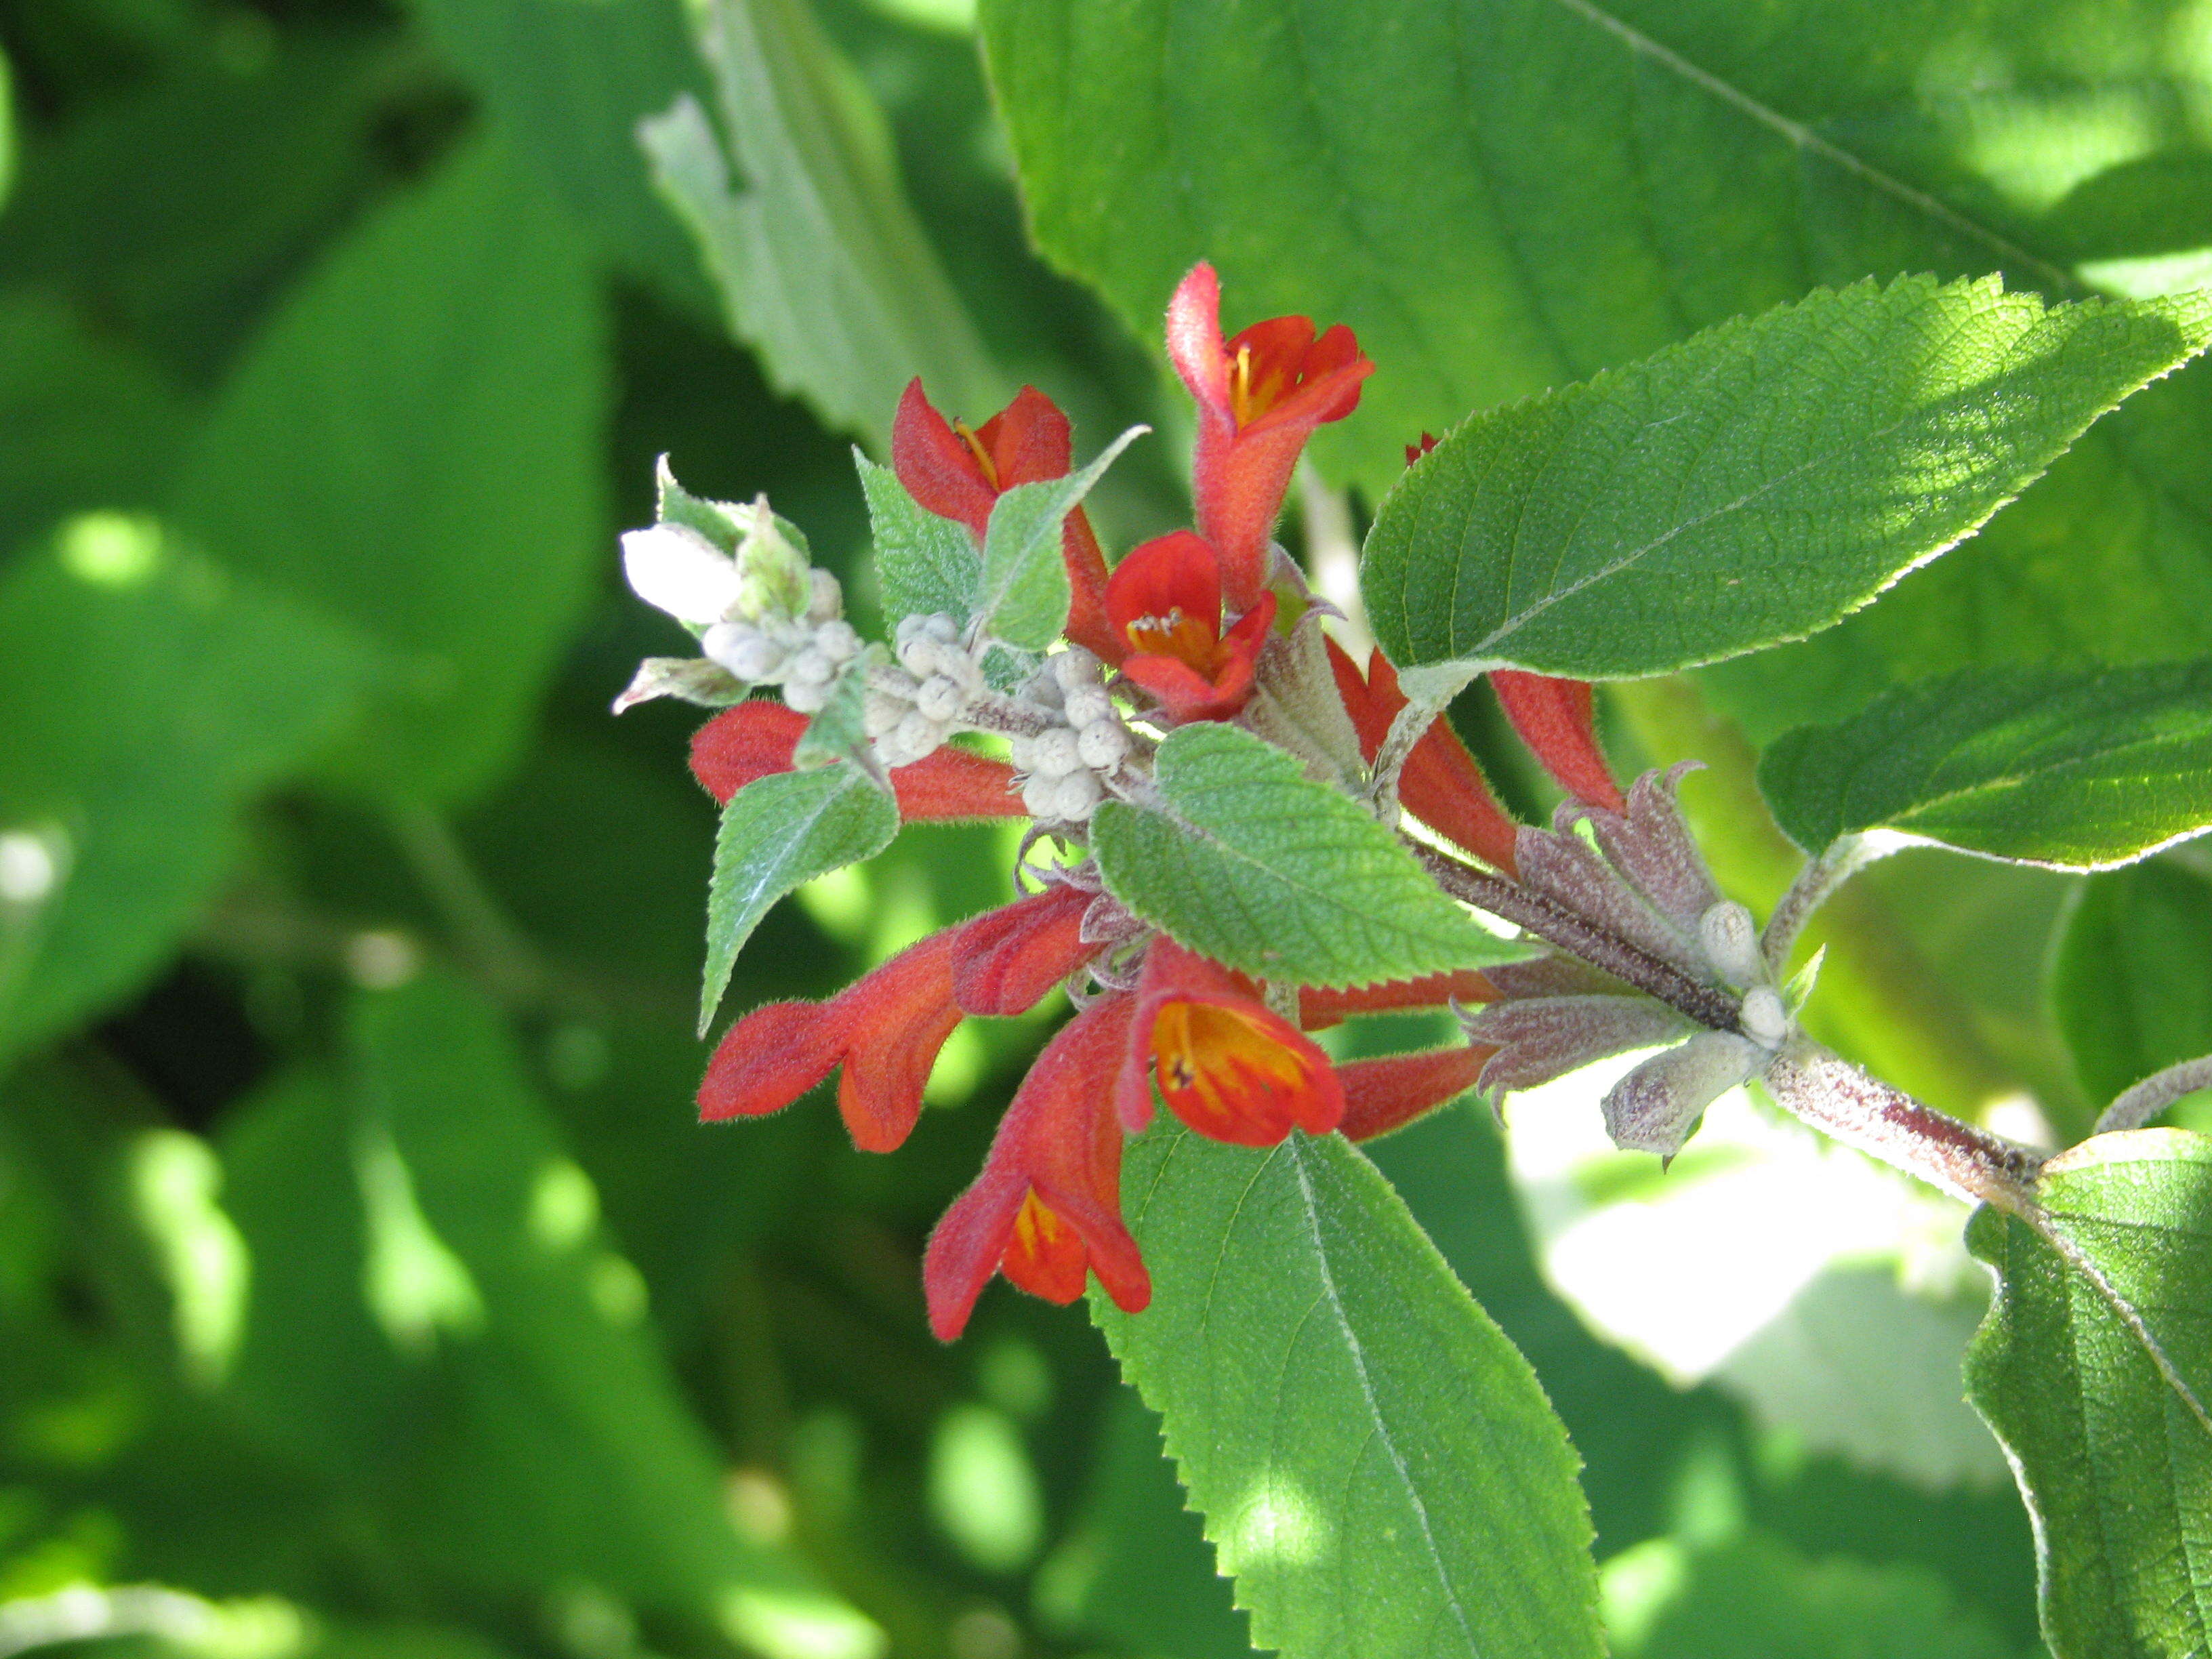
[
  {"left": 1105, "top": 530, "right": 1223, "bottom": 642},
  {"left": 893, "top": 377, "right": 998, "bottom": 538},
  {"left": 922, "top": 996, "right": 1147, "bottom": 1342},
  {"left": 1122, "top": 940, "right": 1344, "bottom": 1145},
  {"left": 689, "top": 701, "right": 1021, "bottom": 820}
]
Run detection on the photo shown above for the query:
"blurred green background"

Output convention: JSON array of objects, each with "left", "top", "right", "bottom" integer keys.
[{"left": 0, "top": 0, "right": 2148, "bottom": 1653}]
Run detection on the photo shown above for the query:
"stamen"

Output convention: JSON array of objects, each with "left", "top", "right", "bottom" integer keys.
[{"left": 953, "top": 419, "right": 1000, "bottom": 488}]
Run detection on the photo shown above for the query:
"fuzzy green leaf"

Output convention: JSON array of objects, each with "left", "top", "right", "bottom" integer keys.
[
  {"left": 1361, "top": 277, "right": 2212, "bottom": 680},
  {"left": 1091, "top": 723, "right": 1525, "bottom": 989},
  {"left": 700, "top": 764, "right": 896, "bottom": 1035},
  {"left": 1091, "top": 1124, "right": 1602, "bottom": 1659},
  {"left": 639, "top": 0, "right": 1002, "bottom": 449},
  {"left": 2051, "top": 863, "right": 2212, "bottom": 1111},
  {"left": 855, "top": 451, "right": 979, "bottom": 626},
  {"left": 175, "top": 134, "right": 605, "bottom": 803},
  {"left": 1758, "top": 662, "right": 2212, "bottom": 867},
  {"left": 976, "top": 426, "right": 1144, "bottom": 652},
  {"left": 1963, "top": 1129, "right": 2212, "bottom": 1659}
]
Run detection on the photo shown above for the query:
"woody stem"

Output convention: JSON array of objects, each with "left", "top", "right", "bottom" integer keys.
[{"left": 1410, "top": 840, "right": 1742, "bottom": 1030}]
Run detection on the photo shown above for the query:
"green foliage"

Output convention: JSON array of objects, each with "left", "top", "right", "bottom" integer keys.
[
  {"left": 975, "top": 426, "right": 1142, "bottom": 650},
  {"left": 220, "top": 976, "right": 880, "bottom": 1650},
  {"left": 1964, "top": 1129, "right": 2212, "bottom": 1658},
  {"left": 174, "top": 135, "right": 606, "bottom": 805},
  {"left": 1092, "top": 1122, "right": 1603, "bottom": 1659},
  {"left": 403, "top": 0, "right": 716, "bottom": 314},
  {"left": 640, "top": 0, "right": 1002, "bottom": 448},
  {"left": 1093, "top": 722, "right": 1528, "bottom": 988},
  {"left": 701, "top": 763, "right": 898, "bottom": 1033},
  {"left": 855, "top": 452, "right": 979, "bottom": 626},
  {"left": 1759, "top": 663, "right": 2212, "bottom": 866},
  {"left": 0, "top": 542, "right": 367, "bottom": 1071},
  {"left": 2051, "top": 861, "right": 2212, "bottom": 1106},
  {"left": 1360, "top": 277, "right": 2212, "bottom": 679}
]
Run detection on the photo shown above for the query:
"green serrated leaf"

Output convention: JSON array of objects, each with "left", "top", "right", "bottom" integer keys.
[
  {"left": 2051, "top": 863, "right": 2212, "bottom": 1110},
  {"left": 1963, "top": 1128, "right": 2212, "bottom": 1659},
  {"left": 174, "top": 134, "right": 605, "bottom": 804},
  {"left": 976, "top": 425, "right": 1145, "bottom": 652},
  {"left": 701, "top": 764, "right": 897, "bottom": 1034},
  {"left": 855, "top": 450, "right": 979, "bottom": 626},
  {"left": 1091, "top": 722, "right": 1526, "bottom": 989},
  {"left": 1091, "top": 1123, "right": 1603, "bottom": 1659},
  {"left": 1360, "top": 276, "right": 2212, "bottom": 680},
  {"left": 1757, "top": 662, "right": 2212, "bottom": 868},
  {"left": 639, "top": 0, "right": 1003, "bottom": 448}
]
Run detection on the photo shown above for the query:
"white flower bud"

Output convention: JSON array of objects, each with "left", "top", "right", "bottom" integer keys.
[
  {"left": 1030, "top": 727, "right": 1083, "bottom": 778},
  {"left": 863, "top": 690, "right": 909, "bottom": 738},
  {"left": 913, "top": 674, "right": 965, "bottom": 724},
  {"left": 924, "top": 612, "right": 960, "bottom": 645},
  {"left": 1061, "top": 684, "right": 1113, "bottom": 728},
  {"left": 623, "top": 524, "right": 742, "bottom": 625},
  {"left": 813, "top": 619, "right": 860, "bottom": 663},
  {"left": 897, "top": 635, "right": 945, "bottom": 678},
  {"left": 1052, "top": 771, "right": 1102, "bottom": 821},
  {"left": 806, "top": 569, "right": 842, "bottom": 623},
  {"left": 787, "top": 647, "right": 836, "bottom": 687},
  {"left": 783, "top": 676, "right": 830, "bottom": 715},
  {"left": 703, "top": 621, "right": 785, "bottom": 682},
  {"left": 1740, "top": 986, "right": 1792, "bottom": 1049},
  {"left": 895, "top": 613, "right": 930, "bottom": 650},
  {"left": 1008, "top": 734, "right": 1039, "bottom": 772},
  {"left": 1077, "top": 719, "right": 1130, "bottom": 770},
  {"left": 1021, "top": 772, "right": 1062, "bottom": 819},
  {"left": 893, "top": 710, "right": 942, "bottom": 762},
  {"left": 1025, "top": 670, "right": 1065, "bottom": 711},
  {"left": 1698, "top": 900, "right": 1765, "bottom": 987},
  {"left": 1052, "top": 647, "right": 1101, "bottom": 689}
]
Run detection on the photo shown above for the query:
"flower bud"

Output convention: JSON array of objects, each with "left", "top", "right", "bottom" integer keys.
[
  {"left": 732, "top": 502, "right": 812, "bottom": 621},
  {"left": 814, "top": 619, "right": 860, "bottom": 663},
  {"left": 1698, "top": 900, "right": 1764, "bottom": 987},
  {"left": 788, "top": 649, "right": 837, "bottom": 688},
  {"left": 783, "top": 676, "right": 830, "bottom": 715},
  {"left": 863, "top": 690, "right": 909, "bottom": 738},
  {"left": 924, "top": 613, "right": 961, "bottom": 645},
  {"left": 623, "top": 523, "right": 741, "bottom": 626},
  {"left": 703, "top": 621, "right": 785, "bottom": 682},
  {"left": 1052, "top": 646, "right": 1101, "bottom": 689},
  {"left": 893, "top": 710, "right": 942, "bottom": 763},
  {"left": 1030, "top": 727, "right": 1083, "bottom": 778},
  {"left": 1052, "top": 771, "right": 1102, "bottom": 821},
  {"left": 1077, "top": 719, "right": 1129, "bottom": 770},
  {"left": 914, "top": 674, "right": 966, "bottom": 724},
  {"left": 1061, "top": 684, "right": 1113, "bottom": 728},
  {"left": 897, "top": 634, "right": 945, "bottom": 678},
  {"left": 1008, "top": 733, "right": 1039, "bottom": 772},
  {"left": 1021, "top": 771, "right": 1062, "bottom": 819},
  {"left": 1739, "top": 985, "right": 1791, "bottom": 1049},
  {"left": 806, "top": 568, "right": 843, "bottom": 623}
]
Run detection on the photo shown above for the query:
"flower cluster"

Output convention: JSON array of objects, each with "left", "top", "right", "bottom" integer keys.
[{"left": 620, "top": 264, "right": 1760, "bottom": 1340}]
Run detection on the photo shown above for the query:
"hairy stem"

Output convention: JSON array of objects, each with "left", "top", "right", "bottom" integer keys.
[
  {"left": 1412, "top": 840, "right": 1742, "bottom": 1029},
  {"left": 1761, "top": 832, "right": 1904, "bottom": 971},
  {"left": 1761, "top": 1039, "right": 2043, "bottom": 1208}
]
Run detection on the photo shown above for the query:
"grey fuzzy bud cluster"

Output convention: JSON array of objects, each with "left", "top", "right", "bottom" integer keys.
[
  {"left": 1006, "top": 649, "right": 1132, "bottom": 826},
  {"left": 864, "top": 614, "right": 987, "bottom": 768}
]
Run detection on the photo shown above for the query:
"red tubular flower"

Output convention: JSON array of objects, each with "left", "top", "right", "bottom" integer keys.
[
  {"left": 689, "top": 701, "right": 1021, "bottom": 820},
  {"left": 1325, "top": 639, "right": 1521, "bottom": 876},
  {"left": 1106, "top": 531, "right": 1275, "bottom": 723},
  {"left": 699, "top": 926, "right": 966, "bottom": 1153},
  {"left": 1166, "top": 263, "right": 1372, "bottom": 613},
  {"left": 1299, "top": 970, "right": 1496, "bottom": 1030},
  {"left": 1338, "top": 1045, "right": 1494, "bottom": 1142},
  {"left": 1490, "top": 670, "right": 1626, "bottom": 813},
  {"left": 1118, "top": 940, "right": 1343, "bottom": 1145},
  {"left": 951, "top": 884, "right": 1098, "bottom": 1016},
  {"left": 923, "top": 996, "right": 1148, "bottom": 1340},
  {"left": 891, "top": 379, "right": 1119, "bottom": 662}
]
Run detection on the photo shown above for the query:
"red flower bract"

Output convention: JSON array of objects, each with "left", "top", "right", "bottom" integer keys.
[
  {"left": 1490, "top": 670, "right": 1626, "bottom": 813},
  {"left": 891, "top": 379, "right": 1119, "bottom": 662},
  {"left": 1118, "top": 940, "right": 1343, "bottom": 1145},
  {"left": 923, "top": 995, "right": 1149, "bottom": 1340},
  {"left": 1166, "top": 262, "right": 1372, "bottom": 613},
  {"left": 1106, "top": 530, "right": 1275, "bottom": 723},
  {"left": 689, "top": 700, "right": 1022, "bottom": 820},
  {"left": 1338, "top": 1045, "right": 1494, "bottom": 1142},
  {"left": 1326, "top": 639, "right": 1521, "bottom": 875}
]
